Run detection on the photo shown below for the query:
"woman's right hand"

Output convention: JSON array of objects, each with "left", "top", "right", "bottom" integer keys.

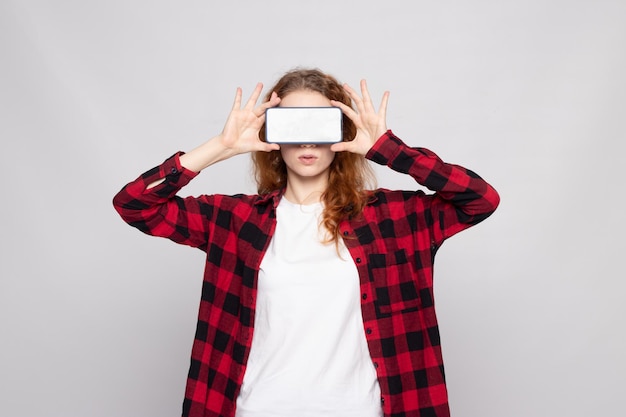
[
  {"left": 218, "top": 83, "right": 281, "bottom": 155},
  {"left": 179, "top": 84, "right": 280, "bottom": 173}
]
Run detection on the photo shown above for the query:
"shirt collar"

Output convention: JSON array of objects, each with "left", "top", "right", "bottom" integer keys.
[
  {"left": 254, "top": 188, "right": 379, "bottom": 209},
  {"left": 253, "top": 188, "right": 284, "bottom": 208}
]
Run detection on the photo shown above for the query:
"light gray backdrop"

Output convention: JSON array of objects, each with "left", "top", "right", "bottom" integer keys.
[{"left": 1, "top": 1, "right": 624, "bottom": 416}]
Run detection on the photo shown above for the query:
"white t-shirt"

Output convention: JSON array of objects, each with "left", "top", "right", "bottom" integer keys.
[{"left": 235, "top": 198, "right": 382, "bottom": 417}]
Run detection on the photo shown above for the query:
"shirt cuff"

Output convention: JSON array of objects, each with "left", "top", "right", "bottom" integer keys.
[
  {"left": 365, "top": 130, "right": 404, "bottom": 166},
  {"left": 141, "top": 152, "right": 199, "bottom": 194},
  {"left": 169, "top": 152, "right": 200, "bottom": 181}
]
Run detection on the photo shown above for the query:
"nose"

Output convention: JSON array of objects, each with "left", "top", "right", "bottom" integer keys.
[{"left": 300, "top": 143, "right": 316, "bottom": 148}]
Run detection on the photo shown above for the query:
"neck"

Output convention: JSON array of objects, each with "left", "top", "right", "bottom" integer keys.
[{"left": 283, "top": 174, "right": 329, "bottom": 205}]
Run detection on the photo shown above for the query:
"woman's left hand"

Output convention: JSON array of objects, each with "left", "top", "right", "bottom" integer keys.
[{"left": 330, "top": 79, "right": 389, "bottom": 155}]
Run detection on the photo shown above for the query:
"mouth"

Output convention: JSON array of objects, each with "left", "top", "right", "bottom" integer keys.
[{"left": 298, "top": 154, "right": 318, "bottom": 165}]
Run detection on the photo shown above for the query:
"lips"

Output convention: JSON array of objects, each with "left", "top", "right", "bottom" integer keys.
[{"left": 298, "top": 154, "right": 318, "bottom": 165}]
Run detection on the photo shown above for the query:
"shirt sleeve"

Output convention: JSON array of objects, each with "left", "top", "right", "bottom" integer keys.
[
  {"left": 112, "top": 152, "right": 212, "bottom": 251},
  {"left": 365, "top": 130, "right": 500, "bottom": 245}
]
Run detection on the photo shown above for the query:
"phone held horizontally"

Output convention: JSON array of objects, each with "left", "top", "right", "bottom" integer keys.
[{"left": 265, "top": 107, "right": 343, "bottom": 144}]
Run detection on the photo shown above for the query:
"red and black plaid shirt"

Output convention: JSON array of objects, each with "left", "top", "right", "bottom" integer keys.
[{"left": 113, "top": 131, "right": 500, "bottom": 417}]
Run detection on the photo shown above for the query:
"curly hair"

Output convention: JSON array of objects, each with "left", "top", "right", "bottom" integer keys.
[{"left": 252, "top": 68, "right": 376, "bottom": 246}]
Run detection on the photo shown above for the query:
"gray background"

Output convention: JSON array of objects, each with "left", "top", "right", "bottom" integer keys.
[{"left": 1, "top": 1, "right": 624, "bottom": 416}]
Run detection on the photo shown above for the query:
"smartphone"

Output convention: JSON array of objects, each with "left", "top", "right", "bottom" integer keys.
[{"left": 265, "top": 107, "right": 343, "bottom": 144}]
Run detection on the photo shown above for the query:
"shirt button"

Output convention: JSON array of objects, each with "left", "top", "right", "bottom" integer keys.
[
  {"left": 362, "top": 293, "right": 368, "bottom": 300},
  {"left": 381, "top": 397, "right": 385, "bottom": 405},
  {"left": 356, "top": 257, "right": 362, "bottom": 263},
  {"left": 343, "top": 231, "right": 349, "bottom": 236},
  {"left": 373, "top": 362, "right": 379, "bottom": 368},
  {"left": 170, "top": 167, "right": 178, "bottom": 174},
  {"left": 366, "top": 328, "right": 372, "bottom": 335}
]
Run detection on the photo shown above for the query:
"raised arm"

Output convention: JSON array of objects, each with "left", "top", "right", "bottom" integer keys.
[
  {"left": 146, "top": 83, "right": 281, "bottom": 188},
  {"left": 178, "top": 83, "right": 281, "bottom": 174},
  {"left": 366, "top": 131, "right": 500, "bottom": 243},
  {"left": 113, "top": 84, "right": 281, "bottom": 248},
  {"left": 333, "top": 79, "right": 499, "bottom": 243}
]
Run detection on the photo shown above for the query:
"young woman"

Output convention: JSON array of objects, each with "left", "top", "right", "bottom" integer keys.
[{"left": 113, "top": 68, "right": 500, "bottom": 417}]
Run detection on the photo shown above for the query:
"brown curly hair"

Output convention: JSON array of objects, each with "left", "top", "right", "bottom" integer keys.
[{"left": 252, "top": 68, "right": 376, "bottom": 245}]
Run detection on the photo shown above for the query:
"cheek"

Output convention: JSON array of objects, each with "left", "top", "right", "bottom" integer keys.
[{"left": 279, "top": 148, "right": 295, "bottom": 161}]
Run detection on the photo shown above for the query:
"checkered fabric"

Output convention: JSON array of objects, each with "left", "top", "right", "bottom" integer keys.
[{"left": 113, "top": 131, "right": 500, "bottom": 417}]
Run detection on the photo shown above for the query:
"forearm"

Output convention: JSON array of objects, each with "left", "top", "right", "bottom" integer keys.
[
  {"left": 179, "top": 134, "right": 241, "bottom": 172},
  {"left": 112, "top": 153, "right": 211, "bottom": 248},
  {"left": 114, "top": 152, "right": 193, "bottom": 219},
  {"left": 367, "top": 131, "right": 500, "bottom": 221},
  {"left": 146, "top": 135, "right": 236, "bottom": 189}
]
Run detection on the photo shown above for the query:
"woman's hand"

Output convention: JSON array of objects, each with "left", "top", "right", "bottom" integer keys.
[
  {"left": 178, "top": 84, "right": 280, "bottom": 173},
  {"left": 219, "top": 83, "right": 281, "bottom": 155},
  {"left": 330, "top": 79, "right": 389, "bottom": 155}
]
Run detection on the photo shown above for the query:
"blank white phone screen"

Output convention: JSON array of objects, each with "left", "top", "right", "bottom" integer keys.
[{"left": 265, "top": 107, "right": 343, "bottom": 144}]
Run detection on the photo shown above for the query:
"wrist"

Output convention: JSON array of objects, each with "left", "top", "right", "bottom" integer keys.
[{"left": 180, "top": 135, "right": 238, "bottom": 172}]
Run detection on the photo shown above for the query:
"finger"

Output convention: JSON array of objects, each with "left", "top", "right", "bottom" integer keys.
[
  {"left": 331, "top": 140, "right": 365, "bottom": 155},
  {"left": 268, "top": 91, "right": 281, "bottom": 106},
  {"left": 254, "top": 104, "right": 279, "bottom": 121},
  {"left": 330, "top": 141, "right": 350, "bottom": 153},
  {"left": 256, "top": 91, "right": 281, "bottom": 115},
  {"left": 244, "top": 82, "right": 264, "bottom": 110},
  {"left": 343, "top": 83, "right": 364, "bottom": 110},
  {"left": 231, "top": 87, "right": 243, "bottom": 110},
  {"left": 360, "top": 79, "right": 375, "bottom": 112},
  {"left": 379, "top": 90, "right": 390, "bottom": 119},
  {"left": 259, "top": 142, "right": 280, "bottom": 152},
  {"left": 330, "top": 100, "right": 363, "bottom": 129},
  {"left": 330, "top": 99, "right": 357, "bottom": 118}
]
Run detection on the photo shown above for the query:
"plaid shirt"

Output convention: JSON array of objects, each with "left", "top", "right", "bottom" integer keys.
[{"left": 113, "top": 131, "right": 500, "bottom": 417}]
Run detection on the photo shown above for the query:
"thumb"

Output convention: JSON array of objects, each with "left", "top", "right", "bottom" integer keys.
[
  {"left": 330, "top": 141, "right": 351, "bottom": 153},
  {"left": 259, "top": 142, "right": 280, "bottom": 152}
]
